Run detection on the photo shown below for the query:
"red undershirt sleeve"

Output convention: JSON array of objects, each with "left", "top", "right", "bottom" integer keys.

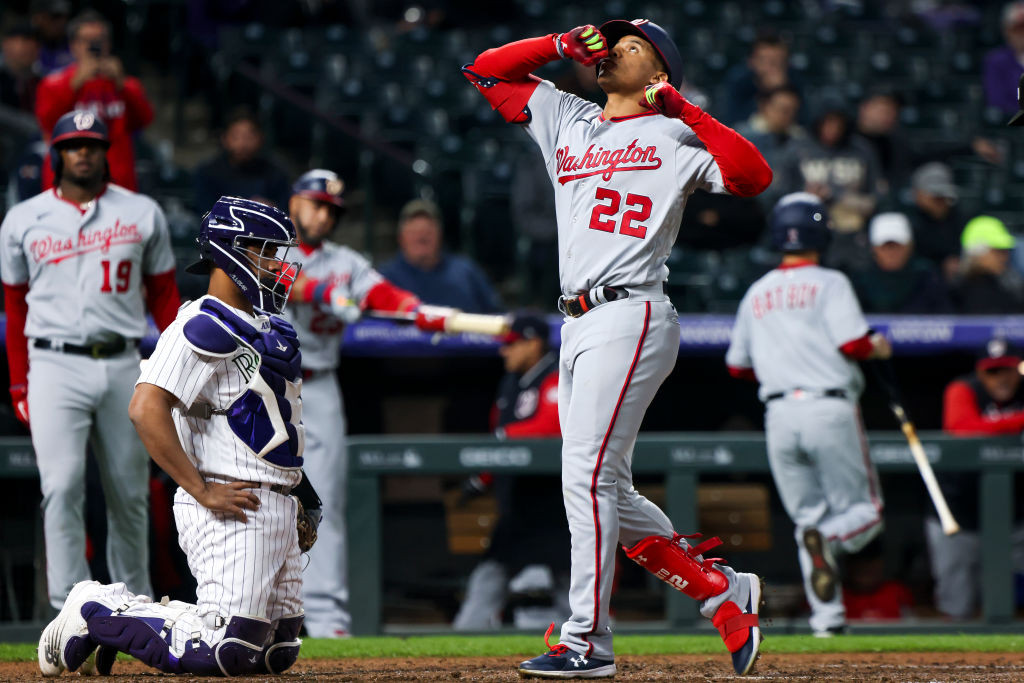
[
  {"left": 727, "top": 365, "right": 758, "bottom": 382},
  {"left": 839, "top": 334, "right": 874, "bottom": 360},
  {"left": 3, "top": 283, "right": 29, "bottom": 387},
  {"left": 462, "top": 35, "right": 561, "bottom": 124},
  {"left": 143, "top": 270, "right": 181, "bottom": 332},
  {"left": 678, "top": 100, "right": 773, "bottom": 197}
]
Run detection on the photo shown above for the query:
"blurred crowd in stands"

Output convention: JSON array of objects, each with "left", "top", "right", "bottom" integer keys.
[{"left": 0, "top": 0, "right": 1023, "bottom": 317}]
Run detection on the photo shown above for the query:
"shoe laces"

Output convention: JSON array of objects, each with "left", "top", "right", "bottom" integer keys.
[{"left": 542, "top": 622, "right": 570, "bottom": 655}]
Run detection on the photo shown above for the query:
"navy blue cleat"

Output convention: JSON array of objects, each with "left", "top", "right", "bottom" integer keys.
[
  {"left": 517, "top": 625, "right": 616, "bottom": 679},
  {"left": 711, "top": 573, "right": 764, "bottom": 675}
]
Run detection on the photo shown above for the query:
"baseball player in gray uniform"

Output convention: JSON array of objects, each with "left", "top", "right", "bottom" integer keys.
[
  {"left": 465, "top": 19, "right": 773, "bottom": 677},
  {"left": 726, "top": 192, "right": 891, "bottom": 636},
  {"left": 38, "top": 196, "right": 313, "bottom": 677},
  {"left": 282, "top": 169, "right": 422, "bottom": 637},
  {"left": 0, "top": 110, "right": 180, "bottom": 610}
]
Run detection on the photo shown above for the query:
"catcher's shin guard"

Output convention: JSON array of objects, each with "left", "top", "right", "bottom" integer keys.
[
  {"left": 622, "top": 534, "right": 729, "bottom": 600},
  {"left": 212, "top": 615, "right": 273, "bottom": 677},
  {"left": 262, "top": 613, "right": 303, "bottom": 674},
  {"left": 84, "top": 602, "right": 184, "bottom": 674}
]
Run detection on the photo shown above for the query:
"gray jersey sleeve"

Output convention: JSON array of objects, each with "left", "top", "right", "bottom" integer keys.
[
  {"left": 820, "top": 272, "right": 870, "bottom": 348},
  {"left": 725, "top": 292, "right": 753, "bottom": 368},
  {"left": 0, "top": 210, "right": 28, "bottom": 285},
  {"left": 523, "top": 80, "right": 601, "bottom": 162},
  {"left": 142, "top": 202, "right": 176, "bottom": 275},
  {"left": 677, "top": 129, "right": 727, "bottom": 195}
]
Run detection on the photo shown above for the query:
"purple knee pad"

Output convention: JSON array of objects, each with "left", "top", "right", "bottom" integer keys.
[
  {"left": 262, "top": 613, "right": 303, "bottom": 674},
  {"left": 212, "top": 615, "right": 273, "bottom": 677}
]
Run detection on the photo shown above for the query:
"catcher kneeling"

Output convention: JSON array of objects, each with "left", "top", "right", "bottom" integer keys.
[{"left": 38, "top": 197, "right": 322, "bottom": 677}]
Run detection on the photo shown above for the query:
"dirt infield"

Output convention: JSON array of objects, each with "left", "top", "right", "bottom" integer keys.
[{"left": 4, "top": 652, "right": 1024, "bottom": 681}]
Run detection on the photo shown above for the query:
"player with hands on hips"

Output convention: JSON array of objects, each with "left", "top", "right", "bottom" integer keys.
[
  {"left": 465, "top": 18, "right": 772, "bottom": 677},
  {"left": 283, "top": 170, "right": 425, "bottom": 637},
  {"left": 37, "top": 196, "right": 312, "bottom": 677},
  {"left": 0, "top": 109, "right": 180, "bottom": 612},
  {"left": 726, "top": 192, "right": 890, "bottom": 637}
]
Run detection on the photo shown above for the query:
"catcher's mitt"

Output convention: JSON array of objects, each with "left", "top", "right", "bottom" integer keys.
[{"left": 294, "top": 496, "right": 321, "bottom": 552}]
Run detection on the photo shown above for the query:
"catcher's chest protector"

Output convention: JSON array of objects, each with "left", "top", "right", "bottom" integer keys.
[{"left": 183, "top": 298, "right": 305, "bottom": 468}]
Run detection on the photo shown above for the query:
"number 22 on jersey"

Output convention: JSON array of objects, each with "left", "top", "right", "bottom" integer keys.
[{"left": 588, "top": 188, "right": 652, "bottom": 239}]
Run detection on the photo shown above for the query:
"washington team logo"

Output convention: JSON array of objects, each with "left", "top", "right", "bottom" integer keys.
[
  {"left": 29, "top": 220, "right": 142, "bottom": 264},
  {"left": 73, "top": 111, "right": 96, "bottom": 130},
  {"left": 555, "top": 138, "right": 662, "bottom": 185}
]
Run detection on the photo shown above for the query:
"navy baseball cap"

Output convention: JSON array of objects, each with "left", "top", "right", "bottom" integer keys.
[
  {"left": 50, "top": 110, "right": 109, "bottom": 147},
  {"left": 291, "top": 169, "right": 345, "bottom": 208},
  {"left": 977, "top": 338, "right": 1023, "bottom": 372},
  {"left": 502, "top": 313, "right": 550, "bottom": 345},
  {"left": 599, "top": 19, "right": 683, "bottom": 89}
]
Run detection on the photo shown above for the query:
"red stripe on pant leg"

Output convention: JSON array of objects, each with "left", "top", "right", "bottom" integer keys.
[
  {"left": 583, "top": 301, "right": 651, "bottom": 656},
  {"left": 854, "top": 406, "right": 883, "bottom": 513}
]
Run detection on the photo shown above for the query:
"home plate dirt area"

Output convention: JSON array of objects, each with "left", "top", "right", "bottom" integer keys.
[{"left": 3, "top": 652, "right": 1024, "bottom": 681}]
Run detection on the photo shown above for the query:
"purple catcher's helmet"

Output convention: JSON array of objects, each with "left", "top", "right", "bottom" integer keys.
[
  {"left": 599, "top": 19, "right": 683, "bottom": 90},
  {"left": 291, "top": 169, "right": 346, "bottom": 209},
  {"left": 49, "top": 109, "right": 110, "bottom": 181},
  {"left": 186, "top": 196, "right": 302, "bottom": 314}
]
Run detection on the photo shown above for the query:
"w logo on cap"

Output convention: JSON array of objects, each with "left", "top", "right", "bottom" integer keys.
[
  {"left": 73, "top": 111, "right": 96, "bottom": 130},
  {"left": 788, "top": 228, "right": 799, "bottom": 244}
]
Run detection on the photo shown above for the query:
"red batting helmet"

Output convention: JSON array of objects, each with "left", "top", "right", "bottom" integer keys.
[
  {"left": 49, "top": 110, "right": 110, "bottom": 182},
  {"left": 599, "top": 19, "right": 683, "bottom": 90}
]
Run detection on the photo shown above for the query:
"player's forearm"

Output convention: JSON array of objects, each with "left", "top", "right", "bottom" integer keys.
[
  {"left": 3, "top": 283, "right": 30, "bottom": 387},
  {"left": 362, "top": 280, "right": 420, "bottom": 313},
  {"left": 468, "top": 35, "right": 561, "bottom": 81},
  {"left": 129, "top": 384, "right": 205, "bottom": 497},
  {"left": 143, "top": 270, "right": 181, "bottom": 331},
  {"left": 676, "top": 101, "right": 773, "bottom": 197}
]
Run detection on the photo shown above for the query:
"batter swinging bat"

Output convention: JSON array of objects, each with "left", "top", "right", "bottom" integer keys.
[{"left": 868, "top": 360, "right": 960, "bottom": 536}]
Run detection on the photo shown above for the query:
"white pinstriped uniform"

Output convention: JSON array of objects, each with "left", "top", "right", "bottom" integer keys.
[{"left": 137, "top": 295, "right": 302, "bottom": 623}]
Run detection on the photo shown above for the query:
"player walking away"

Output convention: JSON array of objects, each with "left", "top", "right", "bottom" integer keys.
[
  {"left": 37, "top": 196, "right": 317, "bottom": 677},
  {"left": 464, "top": 19, "right": 773, "bottom": 677},
  {"left": 726, "top": 192, "right": 892, "bottom": 636},
  {"left": 0, "top": 110, "right": 180, "bottom": 611},
  {"left": 453, "top": 313, "right": 569, "bottom": 631},
  {"left": 282, "top": 169, "right": 431, "bottom": 637}
]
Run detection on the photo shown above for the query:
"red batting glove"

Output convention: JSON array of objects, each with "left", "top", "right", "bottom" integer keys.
[
  {"left": 641, "top": 82, "right": 688, "bottom": 119},
  {"left": 414, "top": 305, "right": 458, "bottom": 334},
  {"left": 555, "top": 25, "right": 608, "bottom": 67},
  {"left": 10, "top": 384, "right": 29, "bottom": 429}
]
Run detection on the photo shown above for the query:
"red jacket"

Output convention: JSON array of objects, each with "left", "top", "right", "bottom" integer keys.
[{"left": 36, "top": 64, "right": 154, "bottom": 191}]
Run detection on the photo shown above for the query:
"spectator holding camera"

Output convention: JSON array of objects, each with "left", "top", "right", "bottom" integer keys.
[{"left": 35, "top": 9, "right": 153, "bottom": 190}]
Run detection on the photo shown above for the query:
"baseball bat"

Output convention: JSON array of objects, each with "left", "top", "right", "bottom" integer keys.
[
  {"left": 363, "top": 310, "right": 512, "bottom": 337},
  {"left": 868, "top": 360, "right": 960, "bottom": 535}
]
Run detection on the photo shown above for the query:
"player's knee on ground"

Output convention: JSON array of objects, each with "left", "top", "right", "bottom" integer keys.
[
  {"left": 622, "top": 534, "right": 729, "bottom": 601},
  {"left": 262, "top": 613, "right": 303, "bottom": 674},
  {"left": 210, "top": 615, "right": 273, "bottom": 677}
]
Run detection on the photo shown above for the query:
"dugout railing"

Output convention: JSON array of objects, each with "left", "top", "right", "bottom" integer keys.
[
  {"left": 345, "top": 433, "right": 1022, "bottom": 635},
  {"left": 0, "top": 434, "right": 1020, "bottom": 633}
]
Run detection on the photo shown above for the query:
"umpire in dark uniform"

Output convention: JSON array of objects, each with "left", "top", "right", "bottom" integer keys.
[{"left": 453, "top": 313, "right": 569, "bottom": 629}]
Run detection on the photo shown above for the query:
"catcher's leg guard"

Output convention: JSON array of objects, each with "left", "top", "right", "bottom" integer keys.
[
  {"left": 213, "top": 615, "right": 273, "bottom": 677},
  {"left": 84, "top": 602, "right": 183, "bottom": 673},
  {"left": 262, "top": 613, "right": 303, "bottom": 674},
  {"left": 622, "top": 534, "right": 729, "bottom": 600}
]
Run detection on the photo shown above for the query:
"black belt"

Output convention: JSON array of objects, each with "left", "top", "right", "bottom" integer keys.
[
  {"left": 560, "top": 283, "right": 667, "bottom": 318},
  {"left": 765, "top": 388, "right": 847, "bottom": 402},
  {"left": 33, "top": 337, "right": 137, "bottom": 358},
  {"left": 263, "top": 482, "right": 294, "bottom": 496}
]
